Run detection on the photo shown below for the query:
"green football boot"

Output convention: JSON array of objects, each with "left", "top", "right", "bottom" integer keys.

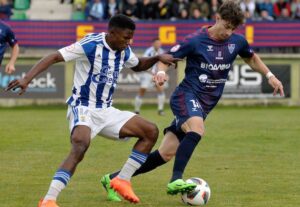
[
  {"left": 100, "top": 174, "right": 122, "bottom": 202},
  {"left": 167, "top": 179, "right": 197, "bottom": 195}
]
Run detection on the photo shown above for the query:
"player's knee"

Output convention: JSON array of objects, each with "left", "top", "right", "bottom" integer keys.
[
  {"left": 144, "top": 123, "right": 159, "bottom": 145},
  {"left": 160, "top": 151, "right": 175, "bottom": 162},
  {"left": 71, "top": 134, "right": 90, "bottom": 161}
]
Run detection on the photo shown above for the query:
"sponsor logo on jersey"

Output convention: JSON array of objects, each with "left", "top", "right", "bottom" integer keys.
[
  {"left": 200, "top": 62, "right": 231, "bottom": 70},
  {"left": 199, "top": 74, "right": 208, "bottom": 83}
]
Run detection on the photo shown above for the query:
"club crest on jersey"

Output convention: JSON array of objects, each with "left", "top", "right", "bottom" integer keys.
[
  {"left": 207, "top": 45, "right": 213, "bottom": 52},
  {"left": 170, "top": 44, "right": 180, "bottom": 52},
  {"left": 228, "top": 44, "right": 235, "bottom": 54}
]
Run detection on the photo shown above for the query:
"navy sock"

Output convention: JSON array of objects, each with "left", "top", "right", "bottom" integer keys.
[
  {"left": 171, "top": 132, "right": 201, "bottom": 182},
  {"left": 109, "top": 150, "right": 166, "bottom": 179}
]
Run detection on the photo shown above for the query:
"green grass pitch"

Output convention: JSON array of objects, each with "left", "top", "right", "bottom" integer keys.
[{"left": 0, "top": 105, "right": 299, "bottom": 207}]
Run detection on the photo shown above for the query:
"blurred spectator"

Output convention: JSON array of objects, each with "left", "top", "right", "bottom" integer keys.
[
  {"left": 61, "top": 0, "right": 74, "bottom": 3},
  {"left": 209, "top": 0, "right": 221, "bottom": 20},
  {"left": 256, "top": 0, "right": 274, "bottom": 18},
  {"left": 256, "top": 9, "right": 274, "bottom": 21},
  {"left": 137, "top": 0, "right": 155, "bottom": 20},
  {"left": 87, "top": 0, "right": 105, "bottom": 21},
  {"left": 170, "top": 0, "right": 189, "bottom": 20},
  {"left": 178, "top": 8, "right": 189, "bottom": 19},
  {"left": 190, "top": 7, "right": 206, "bottom": 20},
  {"left": 73, "top": 0, "right": 86, "bottom": 10},
  {"left": 240, "top": 0, "right": 256, "bottom": 20},
  {"left": 291, "top": 0, "right": 300, "bottom": 19},
  {"left": 277, "top": 7, "right": 292, "bottom": 20},
  {"left": 274, "top": 0, "right": 291, "bottom": 19},
  {"left": 0, "top": 0, "right": 12, "bottom": 20},
  {"left": 153, "top": 0, "right": 171, "bottom": 19},
  {"left": 189, "top": 0, "right": 210, "bottom": 20},
  {"left": 122, "top": 0, "right": 140, "bottom": 19},
  {"left": 105, "top": 0, "right": 120, "bottom": 19}
]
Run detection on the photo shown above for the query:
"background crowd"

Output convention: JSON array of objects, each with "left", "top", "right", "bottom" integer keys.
[{"left": 0, "top": 0, "right": 300, "bottom": 21}]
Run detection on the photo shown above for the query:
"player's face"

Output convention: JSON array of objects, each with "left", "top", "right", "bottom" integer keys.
[
  {"left": 153, "top": 40, "right": 161, "bottom": 50},
  {"left": 109, "top": 28, "right": 134, "bottom": 51},
  {"left": 215, "top": 16, "right": 236, "bottom": 40}
]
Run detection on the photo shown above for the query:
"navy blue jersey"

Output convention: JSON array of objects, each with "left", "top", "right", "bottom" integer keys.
[
  {"left": 0, "top": 21, "right": 17, "bottom": 64},
  {"left": 169, "top": 27, "right": 253, "bottom": 115}
]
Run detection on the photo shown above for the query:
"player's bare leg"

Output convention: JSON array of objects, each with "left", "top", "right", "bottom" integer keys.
[
  {"left": 39, "top": 126, "right": 91, "bottom": 207},
  {"left": 156, "top": 84, "right": 165, "bottom": 116},
  {"left": 134, "top": 88, "right": 146, "bottom": 114},
  {"left": 110, "top": 115, "right": 158, "bottom": 203}
]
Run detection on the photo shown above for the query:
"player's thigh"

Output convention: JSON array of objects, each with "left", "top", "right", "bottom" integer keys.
[
  {"left": 98, "top": 107, "right": 136, "bottom": 140},
  {"left": 181, "top": 116, "right": 205, "bottom": 136},
  {"left": 67, "top": 105, "right": 95, "bottom": 139},
  {"left": 119, "top": 115, "right": 158, "bottom": 139},
  {"left": 158, "top": 131, "right": 179, "bottom": 161},
  {"left": 170, "top": 89, "right": 205, "bottom": 134},
  {"left": 71, "top": 125, "right": 91, "bottom": 147}
]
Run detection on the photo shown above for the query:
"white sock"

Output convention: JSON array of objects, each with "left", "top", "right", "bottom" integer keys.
[
  {"left": 118, "top": 150, "right": 148, "bottom": 181},
  {"left": 44, "top": 169, "right": 71, "bottom": 201},
  {"left": 134, "top": 95, "right": 142, "bottom": 112},
  {"left": 44, "top": 180, "right": 66, "bottom": 201},
  {"left": 157, "top": 92, "right": 165, "bottom": 111}
]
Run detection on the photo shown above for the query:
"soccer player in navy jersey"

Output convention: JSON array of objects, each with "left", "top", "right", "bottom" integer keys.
[
  {"left": 0, "top": 21, "right": 19, "bottom": 74},
  {"left": 102, "top": 0, "right": 285, "bottom": 201},
  {"left": 5, "top": 14, "right": 180, "bottom": 206}
]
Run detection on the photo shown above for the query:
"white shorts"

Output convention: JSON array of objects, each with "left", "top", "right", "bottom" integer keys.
[
  {"left": 139, "top": 72, "right": 154, "bottom": 89},
  {"left": 67, "top": 105, "right": 136, "bottom": 140}
]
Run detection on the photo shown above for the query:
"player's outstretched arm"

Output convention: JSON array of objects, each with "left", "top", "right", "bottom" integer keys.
[
  {"left": 5, "top": 51, "right": 64, "bottom": 95},
  {"left": 242, "top": 53, "right": 284, "bottom": 97},
  {"left": 153, "top": 61, "right": 169, "bottom": 86},
  {"left": 131, "top": 54, "right": 181, "bottom": 72},
  {"left": 5, "top": 43, "right": 19, "bottom": 74}
]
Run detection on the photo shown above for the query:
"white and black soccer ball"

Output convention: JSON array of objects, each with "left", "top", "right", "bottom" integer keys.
[{"left": 181, "top": 177, "right": 211, "bottom": 206}]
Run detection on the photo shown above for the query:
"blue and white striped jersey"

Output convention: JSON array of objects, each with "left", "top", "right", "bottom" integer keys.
[
  {"left": 59, "top": 32, "right": 139, "bottom": 108},
  {"left": 143, "top": 46, "right": 164, "bottom": 74}
]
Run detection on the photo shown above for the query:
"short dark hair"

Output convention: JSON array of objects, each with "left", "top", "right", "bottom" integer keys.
[
  {"left": 108, "top": 14, "right": 136, "bottom": 31},
  {"left": 218, "top": 0, "right": 244, "bottom": 28},
  {"left": 152, "top": 37, "right": 160, "bottom": 42}
]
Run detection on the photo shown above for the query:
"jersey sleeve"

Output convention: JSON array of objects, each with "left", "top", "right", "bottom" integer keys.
[
  {"left": 124, "top": 47, "right": 139, "bottom": 68},
  {"left": 5, "top": 26, "right": 17, "bottom": 47},
  {"left": 168, "top": 35, "right": 196, "bottom": 59},
  {"left": 238, "top": 36, "right": 254, "bottom": 58},
  {"left": 58, "top": 42, "right": 85, "bottom": 62}
]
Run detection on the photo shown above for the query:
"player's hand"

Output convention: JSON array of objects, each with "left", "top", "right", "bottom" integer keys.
[
  {"left": 153, "top": 71, "right": 167, "bottom": 86},
  {"left": 5, "top": 78, "right": 29, "bottom": 95},
  {"left": 5, "top": 63, "right": 16, "bottom": 74},
  {"left": 268, "top": 76, "right": 284, "bottom": 96},
  {"left": 158, "top": 54, "right": 182, "bottom": 66}
]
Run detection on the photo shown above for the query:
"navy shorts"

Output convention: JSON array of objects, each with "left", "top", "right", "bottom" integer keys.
[
  {"left": 163, "top": 88, "right": 207, "bottom": 142},
  {"left": 170, "top": 88, "right": 207, "bottom": 130}
]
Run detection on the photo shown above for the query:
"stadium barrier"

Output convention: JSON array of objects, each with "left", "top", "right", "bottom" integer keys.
[
  {"left": 5, "top": 20, "right": 300, "bottom": 49},
  {"left": 0, "top": 53, "right": 299, "bottom": 106}
]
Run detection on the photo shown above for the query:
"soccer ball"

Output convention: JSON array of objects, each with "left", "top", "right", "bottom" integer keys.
[{"left": 181, "top": 177, "right": 211, "bottom": 206}]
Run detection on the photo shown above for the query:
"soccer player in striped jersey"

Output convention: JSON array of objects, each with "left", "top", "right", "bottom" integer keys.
[
  {"left": 6, "top": 14, "right": 180, "bottom": 206},
  {"left": 134, "top": 38, "right": 167, "bottom": 115},
  {"left": 102, "top": 0, "right": 285, "bottom": 201}
]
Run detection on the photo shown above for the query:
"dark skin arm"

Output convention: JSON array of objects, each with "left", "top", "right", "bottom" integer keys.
[
  {"left": 131, "top": 54, "right": 181, "bottom": 72},
  {"left": 5, "top": 51, "right": 64, "bottom": 95}
]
